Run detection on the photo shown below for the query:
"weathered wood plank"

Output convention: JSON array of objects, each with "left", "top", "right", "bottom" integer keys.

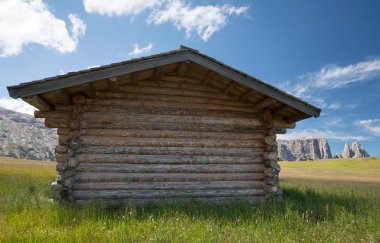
[
  {"left": 84, "top": 105, "right": 259, "bottom": 119},
  {"left": 76, "top": 146, "right": 264, "bottom": 156},
  {"left": 74, "top": 181, "right": 264, "bottom": 190},
  {"left": 81, "top": 113, "right": 262, "bottom": 126},
  {"left": 85, "top": 98, "right": 256, "bottom": 113},
  {"left": 80, "top": 136, "right": 265, "bottom": 148},
  {"left": 79, "top": 129, "right": 264, "bottom": 140},
  {"left": 77, "top": 153, "right": 263, "bottom": 164},
  {"left": 76, "top": 163, "right": 265, "bottom": 173},
  {"left": 73, "top": 188, "right": 266, "bottom": 199},
  {"left": 75, "top": 172, "right": 266, "bottom": 182},
  {"left": 34, "top": 111, "right": 70, "bottom": 119},
  {"left": 45, "top": 118, "right": 69, "bottom": 128},
  {"left": 95, "top": 91, "right": 252, "bottom": 107},
  {"left": 118, "top": 84, "right": 237, "bottom": 101},
  {"left": 23, "top": 95, "right": 52, "bottom": 111},
  {"left": 79, "top": 120, "right": 264, "bottom": 132},
  {"left": 253, "top": 97, "right": 276, "bottom": 110}
]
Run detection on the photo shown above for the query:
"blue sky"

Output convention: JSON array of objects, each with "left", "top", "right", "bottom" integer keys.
[{"left": 0, "top": 0, "right": 379, "bottom": 156}]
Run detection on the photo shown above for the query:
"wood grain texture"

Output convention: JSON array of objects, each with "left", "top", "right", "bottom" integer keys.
[
  {"left": 79, "top": 136, "right": 265, "bottom": 148},
  {"left": 74, "top": 181, "right": 264, "bottom": 190},
  {"left": 76, "top": 146, "right": 264, "bottom": 156},
  {"left": 76, "top": 153, "right": 263, "bottom": 164},
  {"left": 74, "top": 172, "right": 266, "bottom": 182},
  {"left": 73, "top": 188, "right": 266, "bottom": 199},
  {"left": 76, "top": 163, "right": 265, "bottom": 173}
]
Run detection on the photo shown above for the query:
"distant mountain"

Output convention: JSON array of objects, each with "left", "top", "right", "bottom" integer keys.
[
  {"left": 334, "top": 141, "right": 370, "bottom": 159},
  {"left": 277, "top": 138, "right": 332, "bottom": 161},
  {"left": 0, "top": 108, "right": 56, "bottom": 161}
]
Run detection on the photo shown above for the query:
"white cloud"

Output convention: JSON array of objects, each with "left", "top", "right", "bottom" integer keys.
[
  {"left": 0, "top": 97, "right": 36, "bottom": 115},
  {"left": 83, "top": 0, "right": 162, "bottom": 16},
  {"left": 129, "top": 43, "right": 153, "bottom": 57},
  {"left": 148, "top": 0, "right": 248, "bottom": 41},
  {"left": 356, "top": 119, "right": 380, "bottom": 136},
  {"left": 0, "top": 0, "right": 86, "bottom": 57},
  {"left": 294, "top": 58, "right": 380, "bottom": 97},
  {"left": 82, "top": 0, "right": 248, "bottom": 41},
  {"left": 277, "top": 128, "right": 371, "bottom": 141}
]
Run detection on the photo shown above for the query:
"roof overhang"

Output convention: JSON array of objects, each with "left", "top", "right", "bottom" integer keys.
[{"left": 7, "top": 46, "right": 321, "bottom": 118}]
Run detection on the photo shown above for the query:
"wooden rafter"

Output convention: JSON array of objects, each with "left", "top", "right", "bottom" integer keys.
[
  {"left": 108, "top": 77, "right": 119, "bottom": 92},
  {"left": 221, "top": 81, "right": 237, "bottom": 94},
  {"left": 238, "top": 89, "right": 254, "bottom": 101},
  {"left": 177, "top": 61, "right": 190, "bottom": 77},
  {"left": 22, "top": 95, "right": 52, "bottom": 111},
  {"left": 153, "top": 67, "right": 162, "bottom": 84},
  {"left": 271, "top": 105, "right": 287, "bottom": 117},
  {"left": 130, "top": 72, "right": 139, "bottom": 86},
  {"left": 253, "top": 97, "right": 275, "bottom": 110},
  {"left": 51, "top": 90, "right": 71, "bottom": 104},
  {"left": 201, "top": 71, "right": 216, "bottom": 86},
  {"left": 81, "top": 84, "right": 96, "bottom": 98}
]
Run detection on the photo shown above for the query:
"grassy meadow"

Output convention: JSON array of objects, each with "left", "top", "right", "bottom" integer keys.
[{"left": 0, "top": 156, "right": 379, "bottom": 242}]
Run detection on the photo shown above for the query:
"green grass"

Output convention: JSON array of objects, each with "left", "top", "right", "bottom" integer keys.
[{"left": 0, "top": 157, "right": 379, "bottom": 242}]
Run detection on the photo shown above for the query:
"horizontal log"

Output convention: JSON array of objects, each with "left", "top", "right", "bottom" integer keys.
[
  {"left": 73, "top": 188, "right": 266, "bottom": 200},
  {"left": 57, "top": 128, "right": 71, "bottom": 135},
  {"left": 76, "top": 163, "right": 265, "bottom": 173},
  {"left": 79, "top": 129, "right": 264, "bottom": 140},
  {"left": 74, "top": 181, "right": 264, "bottom": 190},
  {"left": 35, "top": 111, "right": 70, "bottom": 119},
  {"left": 55, "top": 145, "right": 67, "bottom": 154},
  {"left": 81, "top": 113, "right": 262, "bottom": 126},
  {"left": 75, "top": 172, "right": 266, "bottom": 182},
  {"left": 23, "top": 95, "right": 52, "bottom": 111},
  {"left": 45, "top": 118, "right": 69, "bottom": 128},
  {"left": 117, "top": 83, "right": 230, "bottom": 99},
  {"left": 84, "top": 105, "right": 259, "bottom": 118},
  {"left": 76, "top": 146, "right": 264, "bottom": 156},
  {"left": 75, "top": 196, "right": 265, "bottom": 205},
  {"left": 95, "top": 91, "right": 251, "bottom": 108},
  {"left": 85, "top": 98, "right": 255, "bottom": 113},
  {"left": 80, "top": 121, "right": 264, "bottom": 132},
  {"left": 56, "top": 154, "right": 68, "bottom": 163},
  {"left": 77, "top": 153, "right": 263, "bottom": 164},
  {"left": 79, "top": 136, "right": 264, "bottom": 148}
]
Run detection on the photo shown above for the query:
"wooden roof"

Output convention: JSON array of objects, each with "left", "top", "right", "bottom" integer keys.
[{"left": 7, "top": 45, "right": 320, "bottom": 121}]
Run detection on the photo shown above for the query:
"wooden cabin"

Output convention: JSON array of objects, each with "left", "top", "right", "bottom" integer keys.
[{"left": 7, "top": 46, "right": 320, "bottom": 204}]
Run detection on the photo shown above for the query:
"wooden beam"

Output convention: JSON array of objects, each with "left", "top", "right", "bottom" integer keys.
[
  {"left": 238, "top": 89, "right": 254, "bottom": 101},
  {"left": 108, "top": 77, "right": 119, "bottom": 92},
  {"left": 81, "top": 84, "right": 96, "bottom": 98},
  {"left": 51, "top": 90, "right": 71, "bottom": 104},
  {"left": 221, "top": 81, "right": 237, "bottom": 94},
  {"left": 253, "top": 97, "right": 275, "bottom": 110},
  {"left": 153, "top": 67, "right": 162, "bottom": 84},
  {"left": 177, "top": 61, "right": 190, "bottom": 77},
  {"left": 22, "top": 95, "right": 52, "bottom": 111},
  {"left": 271, "top": 105, "right": 287, "bottom": 117},
  {"left": 201, "top": 71, "right": 216, "bottom": 86},
  {"left": 286, "top": 113, "right": 307, "bottom": 123},
  {"left": 130, "top": 72, "right": 139, "bottom": 86}
]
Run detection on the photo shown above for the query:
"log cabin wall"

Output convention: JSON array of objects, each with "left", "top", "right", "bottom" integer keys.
[{"left": 47, "top": 75, "right": 281, "bottom": 204}]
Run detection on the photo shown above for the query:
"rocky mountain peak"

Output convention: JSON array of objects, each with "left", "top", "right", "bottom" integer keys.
[
  {"left": 351, "top": 141, "right": 370, "bottom": 158},
  {"left": 342, "top": 143, "right": 354, "bottom": 158},
  {"left": 277, "top": 138, "right": 332, "bottom": 161}
]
